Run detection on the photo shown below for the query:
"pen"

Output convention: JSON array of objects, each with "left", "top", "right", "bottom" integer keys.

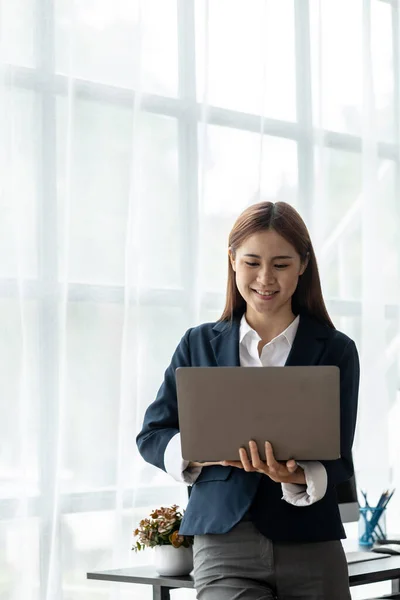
[
  {"left": 382, "top": 488, "right": 395, "bottom": 510},
  {"left": 360, "top": 489, "right": 385, "bottom": 540},
  {"left": 368, "top": 491, "right": 389, "bottom": 535}
]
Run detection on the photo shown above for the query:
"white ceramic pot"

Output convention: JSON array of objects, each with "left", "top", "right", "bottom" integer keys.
[{"left": 153, "top": 544, "right": 193, "bottom": 576}]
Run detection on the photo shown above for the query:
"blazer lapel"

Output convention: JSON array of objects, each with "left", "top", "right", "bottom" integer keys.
[
  {"left": 285, "top": 313, "right": 330, "bottom": 366},
  {"left": 210, "top": 314, "right": 330, "bottom": 368},
  {"left": 210, "top": 319, "right": 241, "bottom": 366}
]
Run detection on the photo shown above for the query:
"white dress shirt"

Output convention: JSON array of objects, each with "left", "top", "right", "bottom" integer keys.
[{"left": 164, "top": 314, "right": 328, "bottom": 507}]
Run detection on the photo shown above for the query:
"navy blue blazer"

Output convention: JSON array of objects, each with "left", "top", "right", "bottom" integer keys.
[{"left": 136, "top": 313, "right": 359, "bottom": 543}]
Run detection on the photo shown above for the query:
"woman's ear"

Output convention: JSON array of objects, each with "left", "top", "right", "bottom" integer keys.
[
  {"left": 228, "top": 247, "right": 236, "bottom": 272},
  {"left": 299, "top": 252, "right": 310, "bottom": 276}
]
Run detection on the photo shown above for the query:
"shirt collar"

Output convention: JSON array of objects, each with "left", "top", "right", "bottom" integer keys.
[{"left": 239, "top": 314, "right": 300, "bottom": 348}]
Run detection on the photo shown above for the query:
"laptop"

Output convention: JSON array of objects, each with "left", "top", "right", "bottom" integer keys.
[{"left": 176, "top": 366, "right": 340, "bottom": 462}]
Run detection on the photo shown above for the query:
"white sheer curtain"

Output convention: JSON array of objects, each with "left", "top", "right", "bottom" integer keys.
[{"left": 0, "top": 1, "right": 399, "bottom": 599}]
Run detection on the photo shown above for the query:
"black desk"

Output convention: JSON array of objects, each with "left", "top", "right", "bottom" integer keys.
[{"left": 88, "top": 556, "right": 400, "bottom": 600}]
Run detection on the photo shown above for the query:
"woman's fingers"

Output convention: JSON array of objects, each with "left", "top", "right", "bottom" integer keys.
[
  {"left": 239, "top": 447, "right": 255, "bottom": 472},
  {"left": 222, "top": 442, "right": 299, "bottom": 482},
  {"left": 264, "top": 441, "right": 279, "bottom": 474},
  {"left": 249, "top": 440, "right": 263, "bottom": 469},
  {"left": 286, "top": 459, "right": 298, "bottom": 474}
]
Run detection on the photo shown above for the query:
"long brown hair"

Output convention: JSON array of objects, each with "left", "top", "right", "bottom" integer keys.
[{"left": 219, "top": 201, "right": 334, "bottom": 328}]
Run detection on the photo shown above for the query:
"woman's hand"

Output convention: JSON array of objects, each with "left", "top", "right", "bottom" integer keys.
[{"left": 221, "top": 440, "right": 306, "bottom": 485}]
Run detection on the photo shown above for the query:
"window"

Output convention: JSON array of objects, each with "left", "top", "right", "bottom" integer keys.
[{"left": 1, "top": 1, "right": 399, "bottom": 598}]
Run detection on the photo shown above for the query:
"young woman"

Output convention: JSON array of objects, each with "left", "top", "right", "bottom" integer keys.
[{"left": 137, "top": 201, "right": 359, "bottom": 600}]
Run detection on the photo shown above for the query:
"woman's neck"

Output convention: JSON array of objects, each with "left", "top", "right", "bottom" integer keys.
[{"left": 244, "top": 309, "right": 296, "bottom": 343}]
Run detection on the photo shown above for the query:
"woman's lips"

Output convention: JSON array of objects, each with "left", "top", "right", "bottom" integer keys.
[{"left": 252, "top": 290, "right": 279, "bottom": 300}]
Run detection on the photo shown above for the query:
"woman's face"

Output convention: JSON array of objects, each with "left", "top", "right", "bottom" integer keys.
[{"left": 229, "top": 229, "right": 308, "bottom": 320}]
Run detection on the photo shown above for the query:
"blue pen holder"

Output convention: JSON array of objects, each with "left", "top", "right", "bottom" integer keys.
[{"left": 358, "top": 506, "right": 387, "bottom": 547}]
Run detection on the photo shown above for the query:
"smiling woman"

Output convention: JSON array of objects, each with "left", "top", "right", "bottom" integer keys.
[
  {"left": 222, "top": 202, "right": 334, "bottom": 332},
  {"left": 228, "top": 229, "right": 306, "bottom": 339},
  {"left": 137, "top": 201, "right": 359, "bottom": 600}
]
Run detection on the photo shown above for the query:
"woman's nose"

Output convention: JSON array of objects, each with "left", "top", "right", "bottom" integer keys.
[{"left": 257, "top": 267, "right": 275, "bottom": 285}]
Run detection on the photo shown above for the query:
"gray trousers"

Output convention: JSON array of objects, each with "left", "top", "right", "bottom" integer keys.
[{"left": 193, "top": 521, "right": 351, "bottom": 600}]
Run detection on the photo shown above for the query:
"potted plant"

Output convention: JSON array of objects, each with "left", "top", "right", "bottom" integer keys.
[{"left": 132, "top": 504, "right": 194, "bottom": 576}]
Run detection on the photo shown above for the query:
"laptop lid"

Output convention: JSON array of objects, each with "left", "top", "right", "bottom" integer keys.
[{"left": 176, "top": 366, "right": 340, "bottom": 462}]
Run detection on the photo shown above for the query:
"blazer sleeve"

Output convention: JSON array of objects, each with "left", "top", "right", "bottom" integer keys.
[
  {"left": 136, "top": 329, "right": 192, "bottom": 472},
  {"left": 320, "top": 339, "right": 359, "bottom": 486}
]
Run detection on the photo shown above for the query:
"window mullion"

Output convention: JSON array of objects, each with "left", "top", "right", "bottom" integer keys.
[
  {"left": 36, "top": 0, "right": 63, "bottom": 598},
  {"left": 294, "top": 0, "right": 314, "bottom": 223},
  {"left": 177, "top": 0, "right": 200, "bottom": 322},
  {"left": 391, "top": 0, "right": 400, "bottom": 389}
]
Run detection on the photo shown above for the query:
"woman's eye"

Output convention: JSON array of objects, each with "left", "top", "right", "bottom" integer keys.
[
  {"left": 245, "top": 262, "right": 259, "bottom": 267},
  {"left": 275, "top": 264, "right": 288, "bottom": 269}
]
